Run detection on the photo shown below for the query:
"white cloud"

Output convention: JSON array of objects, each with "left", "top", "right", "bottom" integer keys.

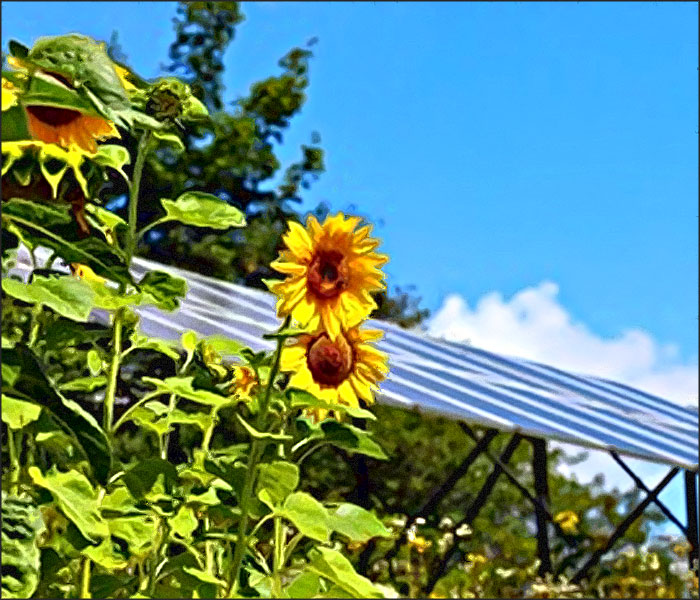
[
  {"left": 428, "top": 281, "right": 698, "bottom": 407},
  {"left": 427, "top": 282, "right": 698, "bottom": 504}
]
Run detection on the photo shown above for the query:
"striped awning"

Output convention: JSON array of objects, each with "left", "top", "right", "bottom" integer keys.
[
  {"left": 127, "top": 258, "right": 698, "bottom": 472},
  {"left": 6, "top": 250, "right": 697, "bottom": 471}
]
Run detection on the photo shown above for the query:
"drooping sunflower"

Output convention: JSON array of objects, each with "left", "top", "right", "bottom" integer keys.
[
  {"left": 24, "top": 104, "right": 119, "bottom": 154},
  {"left": 280, "top": 325, "right": 389, "bottom": 416},
  {"left": 7, "top": 49, "right": 120, "bottom": 154},
  {"left": 268, "top": 213, "right": 388, "bottom": 340}
]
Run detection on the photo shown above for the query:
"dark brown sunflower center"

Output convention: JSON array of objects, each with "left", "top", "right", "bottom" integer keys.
[
  {"left": 306, "top": 333, "right": 353, "bottom": 386},
  {"left": 26, "top": 105, "right": 82, "bottom": 127},
  {"left": 308, "top": 250, "right": 348, "bottom": 299}
]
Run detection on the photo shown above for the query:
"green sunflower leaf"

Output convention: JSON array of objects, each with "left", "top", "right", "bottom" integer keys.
[
  {"left": 1, "top": 492, "right": 42, "bottom": 599},
  {"left": 2, "top": 275, "right": 96, "bottom": 322},
  {"left": 306, "top": 547, "right": 385, "bottom": 598},
  {"left": 2, "top": 345, "right": 112, "bottom": 483},
  {"left": 28, "top": 466, "right": 109, "bottom": 542},
  {"left": 327, "top": 503, "right": 392, "bottom": 542},
  {"left": 1, "top": 394, "right": 42, "bottom": 429},
  {"left": 256, "top": 461, "right": 300, "bottom": 507},
  {"left": 159, "top": 191, "right": 246, "bottom": 229},
  {"left": 280, "top": 492, "right": 330, "bottom": 543},
  {"left": 142, "top": 376, "right": 232, "bottom": 408}
]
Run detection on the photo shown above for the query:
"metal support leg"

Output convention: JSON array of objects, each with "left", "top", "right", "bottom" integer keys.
[
  {"left": 685, "top": 470, "right": 699, "bottom": 574},
  {"left": 380, "top": 427, "right": 499, "bottom": 569},
  {"left": 532, "top": 438, "right": 552, "bottom": 576},
  {"left": 426, "top": 434, "right": 522, "bottom": 594},
  {"left": 460, "top": 424, "right": 577, "bottom": 547},
  {"left": 571, "top": 467, "right": 679, "bottom": 585},
  {"left": 611, "top": 452, "right": 688, "bottom": 535}
]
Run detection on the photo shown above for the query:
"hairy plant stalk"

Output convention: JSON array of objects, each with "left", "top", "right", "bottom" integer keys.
[
  {"left": 104, "top": 130, "right": 151, "bottom": 433},
  {"left": 103, "top": 310, "right": 123, "bottom": 431},
  {"left": 161, "top": 350, "right": 194, "bottom": 459},
  {"left": 8, "top": 429, "right": 20, "bottom": 494},
  {"left": 272, "top": 516, "right": 284, "bottom": 596},
  {"left": 80, "top": 556, "right": 91, "bottom": 599},
  {"left": 226, "top": 325, "right": 288, "bottom": 597},
  {"left": 126, "top": 130, "right": 152, "bottom": 265},
  {"left": 205, "top": 517, "right": 215, "bottom": 577}
]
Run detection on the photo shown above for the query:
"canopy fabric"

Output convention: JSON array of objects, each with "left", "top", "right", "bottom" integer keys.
[{"left": 128, "top": 258, "right": 698, "bottom": 471}]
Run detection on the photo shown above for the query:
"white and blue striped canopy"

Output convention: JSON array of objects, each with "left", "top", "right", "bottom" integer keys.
[
  {"left": 126, "top": 257, "right": 698, "bottom": 472},
  {"left": 7, "top": 250, "right": 698, "bottom": 471}
]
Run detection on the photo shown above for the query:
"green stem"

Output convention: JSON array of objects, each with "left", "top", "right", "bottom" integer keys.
[
  {"left": 103, "top": 309, "right": 123, "bottom": 431},
  {"left": 112, "top": 390, "right": 164, "bottom": 434},
  {"left": 146, "top": 517, "right": 165, "bottom": 596},
  {"left": 137, "top": 218, "right": 168, "bottom": 243},
  {"left": 80, "top": 556, "right": 91, "bottom": 599},
  {"left": 161, "top": 350, "right": 194, "bottom": 459},
  {"left": 8, "top": 429, "right": 19, "bottom": 494},
  {"left": 201, "top": 407, "right": 219, "bottom": 455},
  {"left": 283, "top": 532, "right": 304, "bottom": 567},
  {"left": 272, "top": 516, "right": 284, "bottom": 596},
  {"left": 205, "top": 517, "right": 215, "bottom": 577},
  {"left": 226, "top": 322, "right": 289, "bottom": 597},
  {"left": 126, "top": 131, "right": 152, "bottom": 265},
  {"left": 296, "top": 441, "right": 330, "bottom": 466},
  {"left": 103, "top": 129, "right": 151, "bottom": 434}
]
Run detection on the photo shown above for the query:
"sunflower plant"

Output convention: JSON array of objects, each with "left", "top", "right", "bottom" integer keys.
[{"left": 2, "top": 33, "right": 394, "bottom": 599}]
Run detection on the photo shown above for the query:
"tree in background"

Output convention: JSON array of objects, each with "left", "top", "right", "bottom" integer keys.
[{"left": 105, "top": 1, "right": 428, "bottom": 324}]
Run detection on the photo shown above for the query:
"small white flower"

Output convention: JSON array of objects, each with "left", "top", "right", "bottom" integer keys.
[{"left": 456, "top": 523, "right": 472, "bottom": 537}]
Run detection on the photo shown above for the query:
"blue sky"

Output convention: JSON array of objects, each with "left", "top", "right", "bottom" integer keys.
[
  {"left": 2, "top": 1, "right": 697, "bottom": 532},
  {"left": 2, "top": 1, "right": 697, "bottom": 361}
]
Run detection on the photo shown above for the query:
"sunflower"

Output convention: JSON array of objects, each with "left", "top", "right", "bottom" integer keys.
[
  {"left": 7, "top": 57, "right": 119, "bottom": 153},
  {"left": 24, "top": 105, "right": 119, "bottom": 154},
  {"left": 228, "top": 365, "right": 260, "bottom": 402},
  {"left": 268, "top": 213, "right": 388, "bottom": 340},
  {"left": 280, "top": 325, "right": 389, "bottom": 418}
]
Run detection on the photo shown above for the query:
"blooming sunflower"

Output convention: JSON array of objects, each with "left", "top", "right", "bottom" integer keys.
[
  {"left": 268, "top": 213, "right": 388, "bottom": 340},
  {"left": 280, "top": 325, "right": 389, "bottom": 416}
]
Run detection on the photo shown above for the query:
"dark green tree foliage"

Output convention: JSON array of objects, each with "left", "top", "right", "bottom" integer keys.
[
  {"left": 103, "top": 1, "right": 328, "bottom": 289},
  {"left": 167, "top": 1, "right": 244, "bottom": 112}
]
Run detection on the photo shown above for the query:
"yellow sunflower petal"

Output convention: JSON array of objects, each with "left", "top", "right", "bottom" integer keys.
[
  {"left": 306, "top": 214, "right": 323, "bottom": 241},
  {"left": 280, "top": 345, "right": 307, "bottom": 372},
  {"left": 291, "top": 294, "right": 318, "bottom": 327},
  {"left": 270, "top": 259, "right": 307, "bottom": 276},
  {"left": 320, "top": 303, "right": 342, "bottom": 341},
  {"left": 349, "top": 375, "right": 373, "bottom": 403},
  {"left": 337, "top": 380, "right": 359, "bottom": 407},
  {"left": 283, "top": 221, "right": 314, "bottom": 260}
]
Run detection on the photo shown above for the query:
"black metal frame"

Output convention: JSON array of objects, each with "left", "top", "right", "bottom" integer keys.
[{"left": 357, "top": 423, "right": 699, "bottom": 593}]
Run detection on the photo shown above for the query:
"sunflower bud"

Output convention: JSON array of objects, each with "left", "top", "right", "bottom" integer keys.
[
  {"left": 146, "top": 79, "right": 185, "bottom": 121},
  {"left": 144, "top": 78, "right": 209, "bottom": 124}
]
